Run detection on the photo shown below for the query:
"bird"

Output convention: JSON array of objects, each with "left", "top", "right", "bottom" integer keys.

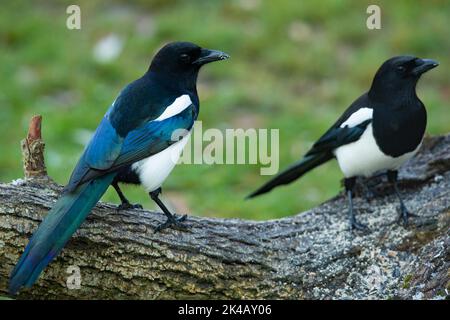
[
  {"left": 9, "top": 41, "right": 229, "bottom": 294},
  {"left": 248, "top": 56, "right": 438, "bottom": 230}
]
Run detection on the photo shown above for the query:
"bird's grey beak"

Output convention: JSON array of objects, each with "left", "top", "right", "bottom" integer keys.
[
  {"left": 192, "top": 49, "right": 230, "bottom": 65},
  {"left": 412, "top": 58, "right": 439, "bottom": 75}
]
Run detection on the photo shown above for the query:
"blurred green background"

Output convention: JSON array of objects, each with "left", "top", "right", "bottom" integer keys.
[{"left": 0, "top": 0, "right": 448, "bottom": 220}]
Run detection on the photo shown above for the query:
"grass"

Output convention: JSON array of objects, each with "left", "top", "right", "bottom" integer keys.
[{"left": 0, "top": 0, "right": 448, "bottom": 220}]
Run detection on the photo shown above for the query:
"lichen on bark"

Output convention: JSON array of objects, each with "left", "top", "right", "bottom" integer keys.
[{"left": 0, "top": 130, "right": 449, "bottom": 299}]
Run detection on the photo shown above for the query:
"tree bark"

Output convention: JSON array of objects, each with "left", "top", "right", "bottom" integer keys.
[
  {"left": 0, "top": 133, "right": 449, "bottom": 300},
  {"left": 21, "top": 115, "right": 48, "bottom": 179}
]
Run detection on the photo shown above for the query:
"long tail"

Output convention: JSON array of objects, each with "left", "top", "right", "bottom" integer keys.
[
  {"left": 9, "top": 173, "right": 116, "bottom": 294},
  {"left": 247, "top": 152, "right": 332, "bottom": 198}
]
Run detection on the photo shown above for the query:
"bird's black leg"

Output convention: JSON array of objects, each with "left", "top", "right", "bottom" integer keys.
[
  {"left": 150, "top": 188, "right": 187, "bottom": 232},
  {"left": 345, "top": 177, "right": 369, "bottom": 231},
  {"left": 387, "top": 170, "right": 415, "bottom": 226},
  {"left": 112, "top": 182, "right": 143, "bottom": 210}
]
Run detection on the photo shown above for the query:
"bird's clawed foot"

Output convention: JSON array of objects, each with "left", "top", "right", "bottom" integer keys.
[
  {"left": 350, "top": 216, "right": 370, "bottom": 232},
  {"left": 154, "top": 214, "right": 188, "bottom": 233},
  {"left": 150, "top": 188, "right": 189, "bottom": 232},
  {"left": 117, "top": 202, "right": 143, "bottom": 210},
  {"left": 113, "top": 182, "right": 142, "bottom": 210},
  {"left": 397, "top": 204, "right": 417, "bottom": 227},
  {"left": 387, "top": 170, "right": 418, "bottom": 228}
]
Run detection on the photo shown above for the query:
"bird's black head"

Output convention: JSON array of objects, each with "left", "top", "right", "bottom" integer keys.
[
  {"left": 149, "top": 41, "right": 229, "bottom": 89},
  {"left": 369, "top": 55, "right": 438, "bottom": 101}
]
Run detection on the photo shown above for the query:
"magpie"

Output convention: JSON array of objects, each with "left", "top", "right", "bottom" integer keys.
[
  {"left": 248, "top": 56, "right": 438, "bottom": 230},
  {"left": 9, "top": 41, "right": 229, "bottom": 294}
]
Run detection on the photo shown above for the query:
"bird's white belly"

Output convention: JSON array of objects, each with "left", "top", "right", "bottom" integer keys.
[
  {"left": 334, "top": 124, "right": 420, "bottom": 178},
  {"left": 132, "top": 132, "right": 191, "bottom": 192}
]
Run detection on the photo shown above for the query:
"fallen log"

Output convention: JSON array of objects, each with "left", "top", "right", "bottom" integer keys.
[{"left": 0, "top": 117, "right": 448, "bottom": 299}]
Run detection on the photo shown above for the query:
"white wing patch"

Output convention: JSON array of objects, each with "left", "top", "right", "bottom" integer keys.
[
  {"left": 154, "top": 94, "right": 192, "bottom": 121},
  {"left": 340, "top": 107, "right": 373, "bottom": 128}
]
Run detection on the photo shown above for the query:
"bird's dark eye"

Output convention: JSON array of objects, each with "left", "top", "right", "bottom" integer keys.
[
  {"left": 180, "top": 53, "right": 190, "bottom": 63},
  {"left": 396, "top": 65, "right": 406, "bottom": 73}
]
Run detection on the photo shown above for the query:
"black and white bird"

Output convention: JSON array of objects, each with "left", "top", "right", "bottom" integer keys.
[
  {"left": 108, "top": 42, "right": 230, "bottom": 231},
  {"left": 9, "top": 41, "right": 229, "bottom": 294},
  {"left": 247, "top": 56, "right": 438, "bottom": 230}
]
